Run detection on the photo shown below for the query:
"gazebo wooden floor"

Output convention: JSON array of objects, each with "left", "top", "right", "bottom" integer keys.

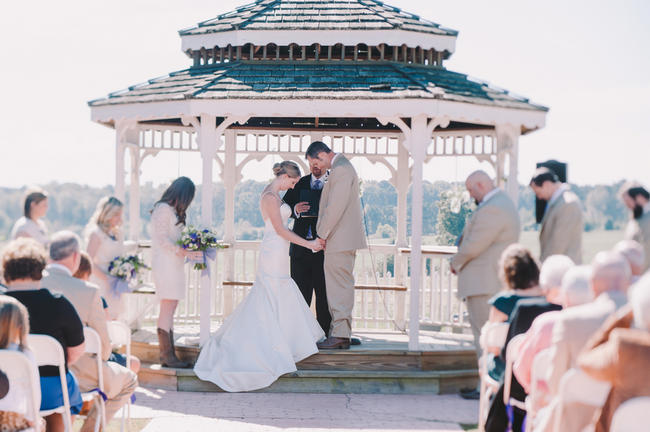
[{"left": 132, "top": 325, "right": 479, "bottom": 394}]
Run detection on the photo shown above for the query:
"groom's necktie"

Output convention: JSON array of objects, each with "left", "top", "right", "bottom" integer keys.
[{"left": 307, "top": 179, "right": 322, "bottom": 239}]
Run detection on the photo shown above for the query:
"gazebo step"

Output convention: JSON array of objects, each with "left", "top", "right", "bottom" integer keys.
[
  {"left": 131, "top": 340, "right": 477, "bottom": 372},
  {"left": 138, "top": 363, "right": 478, "bottom": 395}
]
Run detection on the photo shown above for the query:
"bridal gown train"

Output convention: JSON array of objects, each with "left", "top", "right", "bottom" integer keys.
[{"left": 193, "top": 203, "right": 325, "bottom": 392}]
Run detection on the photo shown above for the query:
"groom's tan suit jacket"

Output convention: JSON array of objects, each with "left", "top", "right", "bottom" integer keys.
[
  {"left": 317, "top": 154, "right": 367, "bottom": 252},
  {"left": 317, "top": 154, "right": 366, "bottom": 338}
]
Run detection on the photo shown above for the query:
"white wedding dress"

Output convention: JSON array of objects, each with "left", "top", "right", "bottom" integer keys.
[{"left": 193, "top": 202, "right": 325, "bottom": 392}]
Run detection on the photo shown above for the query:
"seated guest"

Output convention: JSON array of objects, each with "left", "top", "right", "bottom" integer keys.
[
  {"left": 538, "top": 255, "right": 574, "bottom": 304},
  {"left": 514, "top": 266, "right": 592, "bottom": 395},
  {"left": 538, "top": 251, "right": 630, "bottom": 432},
  {"left": 0, "top": 295, "right": 43, "bottom": 431},
  {"left": 10, "top": 188, "right": 49, "bottom": 247},
  {"left": 578, "top": 274, "right": 650, "bottom": 432},
  {"left": 613, "top": 239, "right": 645, "bottom": 283},
  {"left": 484, "top": 244, "right": 544, "bottom": 382},
  {"left": 41, "top": 232, "right": 138, "bottom": 432},
  {"left": 488, "top": 244, "right": 545, "bottom": 324},
  {"left": 73, "top": 251, "right": 141, "bottom": 374},
  {"left": 2, "top": 238, "right": 85, "bottom": 432},
  {"left": 484, "top": 257, "right": 569, "bottom": 432}
]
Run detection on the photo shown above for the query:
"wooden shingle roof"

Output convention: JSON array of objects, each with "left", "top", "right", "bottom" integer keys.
[
  {"left": 88, "top": 61, "right": 547, "bottom": 112},
  {"left": 179, "top": 0, "right": 458, "bottom": 36}
]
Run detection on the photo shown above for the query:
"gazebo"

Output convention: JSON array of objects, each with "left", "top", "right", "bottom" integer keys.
[{"left": 89, "top": 0, "right": 548, "bottom": 350}]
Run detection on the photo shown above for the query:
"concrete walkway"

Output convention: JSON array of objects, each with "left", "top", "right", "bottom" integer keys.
[{"left": 123, "top": 386, "right": 479, "bottom": 431}]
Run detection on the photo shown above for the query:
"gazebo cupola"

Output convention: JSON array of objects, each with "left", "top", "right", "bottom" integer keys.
[{"left": 179, "top": 0, "right": 458, "bottom": 67}]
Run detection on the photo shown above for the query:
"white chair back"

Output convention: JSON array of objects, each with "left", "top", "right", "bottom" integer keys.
[
  {"left": 559, "top": 368, "right": 611, "bottom": 407},
  {"left": 107, "top": 320, "right": 132, "bottom": 432},
  {"left": 611, "top": 396, "right": 650, "bottom": 432},
  {"left": 27, "top": 334, "right": 72, "bottom": 432},
  {"left": 0, "top": 349, "right": 41, "bottom": 426},
  {"left": 478, "top": 322, "right": 510, "bottom": 431},
  {"left": 503, "top": 333, "right": 527, "bottom": 405},
  {"left": 530, "top": 348, "right": 552, "bottom": 397},
  {"left": 83, "top": 327, "right": 104, "bottom": 391},
  {"left": 481, "top": 322, "right": 510, "bottom": 351}
]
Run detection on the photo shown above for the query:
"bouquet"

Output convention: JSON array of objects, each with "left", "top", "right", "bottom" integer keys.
[
  {"left": 177, "top": 226, "right": 224, "bottom": 271},
  {"left": 107, "top": 254, "right": 150, "bottom": 295}
]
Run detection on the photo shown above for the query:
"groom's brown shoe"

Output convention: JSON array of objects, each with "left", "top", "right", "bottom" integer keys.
[{"left": 317, "top": 336, "right": 350, "bottom": 350}]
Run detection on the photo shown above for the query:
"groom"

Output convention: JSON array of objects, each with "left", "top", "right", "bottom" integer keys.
[
  {"left": 306, "top": 141, "right": 367, "bottom": 349},
  {"left": 282, "top": 160, "right": 332, "bottom": 336}
]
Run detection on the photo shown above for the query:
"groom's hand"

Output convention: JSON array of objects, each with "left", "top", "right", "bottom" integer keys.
[
  {"left": 317, "top": 238, "right": 326, "bottom": 248},
  {"left": 295, "top": 201, "right": 310, "bottom": 214}
]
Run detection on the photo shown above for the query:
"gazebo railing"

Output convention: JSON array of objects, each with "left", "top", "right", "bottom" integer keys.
[{"left": 127, "top": 241, "right": 468, "bottom": 333}]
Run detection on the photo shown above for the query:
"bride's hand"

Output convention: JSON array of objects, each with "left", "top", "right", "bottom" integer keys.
[
  {"left": 308, "top": 239, "right": 324, "bottom": 252},
  {"left": 182, "top": 250, "right": 204, "bottom": 260}
]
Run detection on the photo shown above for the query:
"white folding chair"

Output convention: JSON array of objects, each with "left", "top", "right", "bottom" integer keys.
[
  {"left": 80, "top": 327, "right": 106, "bottom": 432},
  {"left": 478, "top": 322, "right": 510, "bottom": 431},
  {"left": 525, "top": 347, "right": 552, "bottom": 430},
  {"left": 108, "top": 320, "right": 132, "bottom": 431},
  {"left": 559, "top": 368, "right": 611, "bottom": 407},
  {"left": 610, "top": 396, "right": 650, "bottom": 432},
  {"left": 27, "top": 334, "right": 73, "bottom": 432},
  {"left": 0, "top": 349, "right": 41, "bottom": 428},
  {"left": 503, "top": 334, "right": 527, "bottom": 410}
]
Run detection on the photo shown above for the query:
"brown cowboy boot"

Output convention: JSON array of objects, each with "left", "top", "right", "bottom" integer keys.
[{"left": 157, "top": 328, "right": 190, "bottom": 368}]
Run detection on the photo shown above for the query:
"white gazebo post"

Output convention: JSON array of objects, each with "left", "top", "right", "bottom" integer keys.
[
  {"left": 393, "top": 138, "right": 410, "bottom": 329},
  {"left": 496, "top": 124, "right": 521, "bottom": 205},
  {"left": 114, "top": 122, "right": 128, "bottom": 202},
  {"left": 128, "top": 146, "right": 142, "bottom": 240},
  {"left": 198, "top": 114, "right": 218, "bottom": 345},
  {"left": 408, "top": 115, "right": 427, "bottom": 350}
]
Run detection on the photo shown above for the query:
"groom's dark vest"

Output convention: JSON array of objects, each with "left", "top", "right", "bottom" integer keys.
[{"left": 283, "top": 174, "right": 323, "bottom": 258}]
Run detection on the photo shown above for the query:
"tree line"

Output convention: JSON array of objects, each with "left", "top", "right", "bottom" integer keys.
[{"left": 0, "top": 180, "right": 629, "bottom": 243}]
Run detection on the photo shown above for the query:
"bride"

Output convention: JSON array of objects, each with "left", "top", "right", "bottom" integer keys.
[{"left": 194, "top": 161, "right": 326, "bottom": 392}]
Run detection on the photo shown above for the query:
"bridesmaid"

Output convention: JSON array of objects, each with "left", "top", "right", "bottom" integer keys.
[
  {"left": 10, "top": 188, "right": 49, "bottom": 247},
  {"left": 85, "top": 196, "right": 130, "bottom": 320},
  {"left": 150, "top": 177, "right": 201, "bottom": 368}
]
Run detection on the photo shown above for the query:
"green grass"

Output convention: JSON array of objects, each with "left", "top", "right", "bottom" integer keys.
[{"left": 459, "top": 424, "right": 479, "bottom": 431}]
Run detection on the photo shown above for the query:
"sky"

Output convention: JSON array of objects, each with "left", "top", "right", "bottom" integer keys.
[{"left": 1, "top": 0, "right": 649, "bottom": 189}]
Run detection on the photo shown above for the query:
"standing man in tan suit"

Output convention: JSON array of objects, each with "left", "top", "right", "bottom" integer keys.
[
  {"left": 42, "top": 231, "right": 137, "bottom": 432},
  {"left": 450, "top": 171, "right": 520, "bottom": 399},
  {"left": 620, "top": 182, "right": 650, "bottom": 272},
  {"left": 530, "top": 167, "right": 584, "bottom": 264},
  {"left": 307, "top": 141, "right": 367, "bottom": 349}
]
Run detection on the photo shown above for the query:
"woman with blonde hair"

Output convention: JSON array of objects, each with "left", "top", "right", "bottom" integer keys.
[
  {"left": 85, "top": 196, "right": 132, "bottom": 319},
  {"left": 194, "top": 162, "right": 325, "bottom": 391},
  {"left": 0, "top": 295, "right": 43, "bottom": 431},
  {"left": 10, "top": 188, "right": 49, "bottom": 247}
]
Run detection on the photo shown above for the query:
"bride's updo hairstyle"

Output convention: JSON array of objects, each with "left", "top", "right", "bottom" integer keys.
[{"left": 272, "top": 161, "right": 301, "bottom": 178}]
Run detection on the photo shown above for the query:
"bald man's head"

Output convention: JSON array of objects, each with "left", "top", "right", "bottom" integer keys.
[
  {"left": 590, "top": 251, "right": 631, "bottom": 296},
  {"left": 465, "top": 170, "right": 496, "bottom": 204}
]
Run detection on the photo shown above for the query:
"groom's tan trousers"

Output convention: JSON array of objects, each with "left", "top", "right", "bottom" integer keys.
[{"left": 324, "top": 250, "right": 356, "bottom": 338}]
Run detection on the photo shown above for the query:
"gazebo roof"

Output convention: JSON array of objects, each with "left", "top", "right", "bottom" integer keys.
[
  {"left": 179, "top": 0, "right": 458, "bottom": 37},
  {"left": 88, "top": 61, "right": 547, "bottom": 113},
  {"left": 179, "top": 0, "right": 458, "bottom": 55}
]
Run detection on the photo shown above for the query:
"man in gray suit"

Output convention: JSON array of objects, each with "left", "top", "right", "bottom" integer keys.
[
  {"left": 530, "top": 167, "right": 584, "bottom": 264},
  {"left": 451, "top": 171, "right": 520, "bottom": 398},
  {"left": 42, "top": 231, "right": 137, "bottom": 432},
  {"left": 620, "top": 182, "right": 650, "bottom": 272},
  {"left": 307, "top": 141, "right": 367, "bottom": 350}
]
